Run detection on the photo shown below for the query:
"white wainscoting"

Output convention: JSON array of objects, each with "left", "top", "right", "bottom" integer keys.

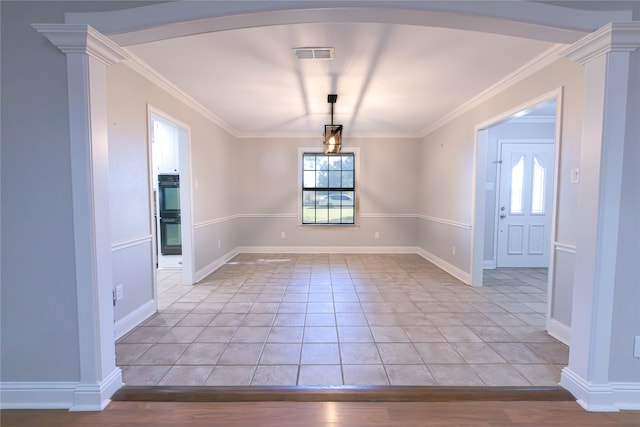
[
  {"left": 114, "top": 300, "right": 156, "bottom": 340},
  {"left": 546, "top": 241, "right": 576, "bottom": 345},
  {"left": 111, "top": 235, "right": 155, "bottom": 339}
]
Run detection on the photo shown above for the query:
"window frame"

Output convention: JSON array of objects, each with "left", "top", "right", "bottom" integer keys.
[{"left": 297, "top": 147, "right": 360, "bottom": 227}]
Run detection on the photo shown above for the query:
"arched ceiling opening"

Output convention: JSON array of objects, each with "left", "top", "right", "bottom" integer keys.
[{"left": 66, "top": 1, "right": 631, "bottom": 137}]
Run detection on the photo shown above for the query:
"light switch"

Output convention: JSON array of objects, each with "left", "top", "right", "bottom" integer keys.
[{"left": 570, "top": 168, "right": 580, "bottom": 184}]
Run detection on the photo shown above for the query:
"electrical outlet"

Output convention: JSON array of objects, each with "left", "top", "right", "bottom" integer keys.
[
  {"left": 281, "top": 232, "right": 286, "bottom": 239},
  {"left": 634, "top": 336, "right": 640, "bottom": 358},
  {"left": 116, "top": 285, "right": 124, "bottom": 300},
  {"left": 452, "top": 246, "right": 456, "bottom": 255},
  {"left": 374, "top": 232, "right": 380, "bottom": 240},
  {"left": 218, "top": 239, "right": 221, "bottom": 248}
]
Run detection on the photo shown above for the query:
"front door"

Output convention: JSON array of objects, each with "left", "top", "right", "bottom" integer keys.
[{"left": 497, "top": 142, "right": 554, "bottom": 268}]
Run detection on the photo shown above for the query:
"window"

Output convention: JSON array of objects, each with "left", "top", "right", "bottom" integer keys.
[
  {"left": 531, "top": 155, "right": 546, "bottom": 214},
  {"left": 302, "top": 152, "right": 355, "bottom": 224},
  {"left": 509, "top": 154, "right": 524, "bottom": 215}
]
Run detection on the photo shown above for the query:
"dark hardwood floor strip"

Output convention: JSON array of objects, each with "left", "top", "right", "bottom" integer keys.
[{"left": 111, "top": 385, "right": 575, "bottom": 402}]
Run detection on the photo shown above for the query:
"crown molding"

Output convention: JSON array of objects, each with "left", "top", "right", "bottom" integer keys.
[
  {"left": 122, "top": 49, "right": 241, "bottom": 137},
  {"left": 562, "top": 22, "right": 640, "bottom": 65},
  {"left": 32, "top": 24, "right": 128, "bottom": 66},
  {"left": 420, "top": 43, "right": 567, "bottom": 137}
]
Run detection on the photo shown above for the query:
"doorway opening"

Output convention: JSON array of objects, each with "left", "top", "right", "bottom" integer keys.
[
  {"left": 471, "top": 89, "right": 563, "bottom": 340},
  {"left": 148, "top": 107, "right": 195, "bottom": 292},
  {"left": 472, "top": 91, "right": 561, "bottom": 284}
]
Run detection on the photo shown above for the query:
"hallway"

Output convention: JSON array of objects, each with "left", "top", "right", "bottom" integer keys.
[{"left": 116, "top": 254, "right": 567, "bottom": 386}]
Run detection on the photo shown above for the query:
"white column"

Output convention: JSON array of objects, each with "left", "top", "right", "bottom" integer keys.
[
  {"left": 560, "top": 22, "right": 640, "bottom": 412},
  {"left": 32, "top": 24, "right": 128, "bottom": 411}
]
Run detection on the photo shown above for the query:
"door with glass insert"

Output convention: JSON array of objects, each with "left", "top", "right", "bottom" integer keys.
[{"left": 497, "top": 143, "right": 554, "bottom": 267}]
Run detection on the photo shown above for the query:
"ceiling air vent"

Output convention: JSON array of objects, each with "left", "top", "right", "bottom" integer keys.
[{"left": 293, "top": 47, "right": 334, "bottom": 60}]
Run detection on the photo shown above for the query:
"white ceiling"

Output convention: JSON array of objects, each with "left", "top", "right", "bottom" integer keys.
[
  {"left": 67, "top": 1, "right": 632, "bottom": 138},
  {"left": 127, "top": 22, "right": 555, "bottom": 137}
]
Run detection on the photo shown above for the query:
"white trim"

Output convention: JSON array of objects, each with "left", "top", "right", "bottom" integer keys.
[
  {"left": 297, "top": 147, "right": 361, "bottom": 226},
  {"left": 417, "top": 214, "right": 471, "bottom": 230},
  {"left": 32, "top": 24, "right": 129, "bottom": 66},
  {"left": 148, "top": 106, "right": 196, "bottom": 286},
  {"left": 609, "top": 383, "right": 640, "bottom": 411},
  {"left": 69, "top": 367, "right": 122, "bottom": 412},
  {"left": 32, "top": 23, "right": 125, "bottom": 410},
  {"left": 111, "top": 235, "right": 152, "bottom": 252},
  {"left": 0, "top": 368, "right": 122, "bottom": 411},
  {"left": 238, "top": 246, "right": 418, "bottom": 254},
  {"left": 114, "top": 300, "right": 156, "bottom": 340},
  {"left": 416, "top": 248, "right": 471, "bottom": 285},
  {"left": 194, "top": 248, "right": 240, "bottom": 283},
  {"left": 470, "top": 88, "right": 563, "bottom": 290},
  {"left": 483, "top": 260, "right": 496, "bottom": 270},
  {"left": 195, "top": 213, "right": 424, "bottom": 229},
  {"left": 562, "top": 22, "right": 640, "bottom": 65},
  {"left": 421, "top": 45, "right": 566, "bottom": 136},
  {"left": 561, "top": 25, "right": 639, "bottom": 399},
  {"left": 554, "top": 242, "right": 577, "bottom": 254},
  {"left": 66, "top": 2, "right": 630, "bottom": 45},
  {"left": 0, "top": 381, "right": 78, "bottom": 409},
  {"left": 547, "top": 318, "right": 571, "bottom": 345},
  {"left": 360, "top": 213, "right": 417, "bottom": 219},
  {"left": 194, "top": 215, "right": 237, "bottom": 229},
  {"left": 235, "top": 213, "right": 297, "bottom": 219},
  {"left": 545, "top": 88, "right": 565, "bottom": 353},
  {"left": 561, "top": 368, "right": 640, "bottom": 412},
  {"left": 509, "top": 115, "right": 556, "bottom": 124}
]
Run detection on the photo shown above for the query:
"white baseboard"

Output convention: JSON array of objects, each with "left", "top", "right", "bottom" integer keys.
[
  {"left": 70, "top": 368, "right": 123, "bottom": 411},
  {"left": 237, "top": 245, "right": 418, "bottom": 254},
  {"left": 0, "top": 381, "right": 77, "bottom": 409},
  {"left": 609, "top": 382, "right": 640, "bottom": 411},
  {"left": 547, "top": 318, "right": 570, "bottom": 345},
  {"left": 416, "top": 248, "right": 471, "bottom": 285},
  {"left": 114, "top": 299, "right": 156, "bottom": 340},
  {"left": 194, "top": 248, "right": 240, "bottom": 283},
  {"left": 0, "top": 368, "right": 122, "bottom": 411},
  {"left": 483, "top": 260, "right": 496, "bottom": 269},
  {"left": 561, "top": 367, "right": 640, "bottom": 411}
]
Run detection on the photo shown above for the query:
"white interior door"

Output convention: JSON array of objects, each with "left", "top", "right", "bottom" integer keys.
[{"left": 497, "top": 142, "right": 554, "bottom": 268}]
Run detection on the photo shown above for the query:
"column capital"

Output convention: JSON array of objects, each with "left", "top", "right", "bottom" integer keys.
[
  {"left": 32, "top": 24, "right": 129, "bottom": 66},
  {"left": 562, "top": 22, "right": 640, "bottom": 65}
]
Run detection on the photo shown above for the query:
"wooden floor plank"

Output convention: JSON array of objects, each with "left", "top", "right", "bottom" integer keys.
[{"left": 2, "top": 401, "right": 638, "bottom": 427}]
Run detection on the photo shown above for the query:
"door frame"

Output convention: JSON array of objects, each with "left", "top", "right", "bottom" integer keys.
[
  {"left": 147, "top": 105, "right": 195, "bottom": 290},
  {"left": 493, "top": 138, "right": 555, "bottom": 268},
  {"left": 470, "top": 87, "right": 563, "bottom": 287}
]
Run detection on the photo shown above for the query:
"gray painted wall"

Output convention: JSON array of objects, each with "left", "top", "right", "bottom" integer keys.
[
  {"left": 0, "top": 0, "right": 161, "bottom": 384},
  {"left": 107, "top": 62, "right": 241, "bottom": 324},
  {"left": 609, "top": 47, "right": 640, "bottom": 382},
  {"left": 419, "top": 58, "right": 585, "bottom": 331}
]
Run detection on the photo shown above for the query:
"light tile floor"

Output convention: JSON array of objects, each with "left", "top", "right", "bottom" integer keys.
[{"left": 117, "top": 254, "right": 568, "bottom": 386}]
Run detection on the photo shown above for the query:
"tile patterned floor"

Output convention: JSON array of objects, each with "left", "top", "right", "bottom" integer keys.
[{"left": 117, "top": 254, "right": 568, "bottom": 386}]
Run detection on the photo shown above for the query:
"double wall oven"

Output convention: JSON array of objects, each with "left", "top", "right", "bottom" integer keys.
[{"left": 158, "top": 174, "right": 182, "bottom": 255}]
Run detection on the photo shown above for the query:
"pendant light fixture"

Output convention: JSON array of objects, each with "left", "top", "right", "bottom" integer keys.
[{"left": 323, "top": 94, "right": 342, "bottom": 155}]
